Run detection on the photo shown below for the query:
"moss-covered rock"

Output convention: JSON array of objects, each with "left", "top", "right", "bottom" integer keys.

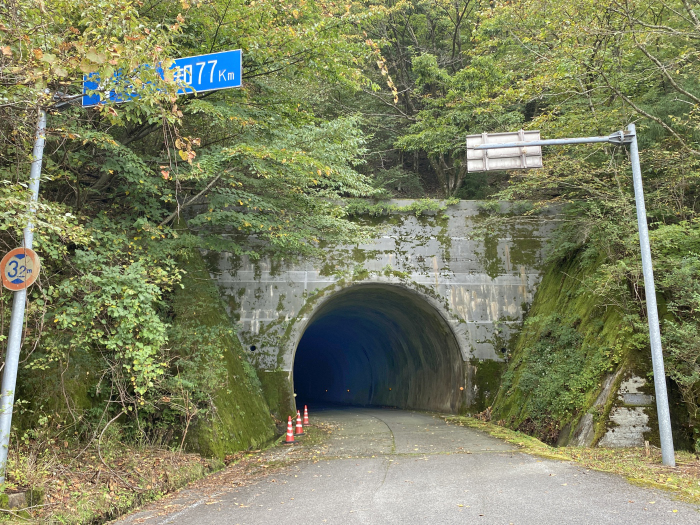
[{"left": 491, "top": 250, "right": 635, "bottom": 445}]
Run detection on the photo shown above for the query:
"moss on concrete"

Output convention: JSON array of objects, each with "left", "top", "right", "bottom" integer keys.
[
  {"left": 257, "top": 369, "right": 295, "bottom": 420},
  {"left": 466, "top": 359, "right": 507, "bottom": 414},
  {"left": 478, "top": 233, "right": 504, "bottom": 279},
  {"left": 15, "top": 344, "right": 104, "bottom": 434},
  {"left": 491, "top": 250, "right": 634, "bottom": 445},
  {"left": 509, "top": 232, "right": 543, "bottom": 269},
  {"left": 172, "top": 238, "right": 276, "bottom": 459}
]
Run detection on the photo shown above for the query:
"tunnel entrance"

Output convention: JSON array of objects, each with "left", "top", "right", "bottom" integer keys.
[{"left": 292, "top": 284, "right": 465, "bottom": 413}]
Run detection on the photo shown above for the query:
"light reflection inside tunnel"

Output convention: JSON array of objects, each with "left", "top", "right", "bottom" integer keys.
[{"left": 292, "top": 285, "right": 464, "bottom": 412}]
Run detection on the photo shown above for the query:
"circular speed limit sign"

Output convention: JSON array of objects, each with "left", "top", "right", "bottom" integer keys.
[{"left": 1, "top": 247, "right": 41, "bottom": 291}]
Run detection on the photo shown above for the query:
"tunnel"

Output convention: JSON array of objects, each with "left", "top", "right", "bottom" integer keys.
[{"left": 292, "top": 284, "right": 465, "bottom": 412}]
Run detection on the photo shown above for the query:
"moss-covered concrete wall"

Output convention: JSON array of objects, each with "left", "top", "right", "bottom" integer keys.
[
  {"left": 15, "top": 345, "right": 103, "bottom": 434},
  {"left": 489, "top": 249, "right": 679, "bottom": 448},
  {"left": 172, "top": 244, "right": 276, "bottom": 458}
]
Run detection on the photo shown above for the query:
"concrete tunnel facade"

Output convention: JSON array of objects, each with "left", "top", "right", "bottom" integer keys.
[
  {"left": 292, "top": 284, "right": 464, "bottom": 412},
  {"left": 207, "top": 200, "right": 558, "bottom": 417}
]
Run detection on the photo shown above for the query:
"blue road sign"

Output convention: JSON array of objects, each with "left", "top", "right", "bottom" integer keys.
[{"left": 82, "top": 49, "right": 242, "bottom": 107}]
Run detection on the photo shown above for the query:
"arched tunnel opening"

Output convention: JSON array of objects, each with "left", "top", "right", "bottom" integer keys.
[{"left": 292, "top": 284, "right": 465, "bottom": 412}]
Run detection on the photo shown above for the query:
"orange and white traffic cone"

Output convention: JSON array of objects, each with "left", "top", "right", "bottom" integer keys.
[
  {"left": 303, "top": 405, "right": 309, "bottom": 425},
  {"left": 295, "top": 410, "right": 304, "bottom": 436},
  {"left": 284, "top": 416, "right": 295, "bottom": 444}
]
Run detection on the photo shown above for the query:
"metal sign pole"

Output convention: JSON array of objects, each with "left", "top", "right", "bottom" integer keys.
[
  {"left": 470, "top": 127, "right": 676, "bottom": 467},
  {"left": 0, "top": 108, "right": 46, "bottom": 483},
  {"left": 626, "top": 123, "right": 675, "bottom": 466}
]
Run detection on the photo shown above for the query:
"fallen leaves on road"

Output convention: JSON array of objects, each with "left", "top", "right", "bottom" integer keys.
[{"left": 445, "top": 415, "right": 700, "bottom": 505}]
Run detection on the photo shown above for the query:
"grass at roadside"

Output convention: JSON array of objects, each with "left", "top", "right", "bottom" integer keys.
[
  {"left": 444, "top": 415, "right": 700, "bottom": 505},
  {"left": 0, "top": 423, "right": 333, "bottom": 524},
  {"left": 0, "top": 442, "right": 224, "bottom": 523}
]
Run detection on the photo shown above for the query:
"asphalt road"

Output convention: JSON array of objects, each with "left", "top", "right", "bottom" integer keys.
[{"left": 116, "top": 407, "right": 699, "bottom": 524}]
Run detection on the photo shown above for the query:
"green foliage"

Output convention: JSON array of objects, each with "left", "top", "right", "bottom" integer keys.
[
  {"left": 0, "top": 0, "right": 384, "bottom": 454},
  {"left": 345, "top": 197, "right": 456, "bottom": 217},
  {"left": 518, "top": 315, "right": 606, "bottom": 425},
  {"left": 650, "top": 222, "right": 700, "bottom": 451},
  {"left": 30, "top": 216, "right": 181, "bottom": 401},
  {"left": 455, "top": 172, "right": 508, "bottom": 200},
  {"left": 187, "top": 115, "right": 380, "bottom": 257},
  {"left": 344, "top": 1, "right": 499, "bottom": 196},
  {"left": 371, "top": 167, "right": 426, "bottom": 198}
]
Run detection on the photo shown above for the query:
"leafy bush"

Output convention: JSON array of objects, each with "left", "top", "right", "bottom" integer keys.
[{"left": 515, "top": 315, "right": 610, "bottom": 441}]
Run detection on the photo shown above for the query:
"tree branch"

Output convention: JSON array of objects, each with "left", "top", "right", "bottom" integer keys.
[
  {"left": 159, "top": 172, "right": 225, "bottom": 227},
  {"left": 681, "top": 0, "right": 700, "bottom": 29},
  {"left": 601, "top": 72, "right": 700, "bottom": 155},
  {"left": 632, "top": 38, "right": 700, "bottom": 106}
]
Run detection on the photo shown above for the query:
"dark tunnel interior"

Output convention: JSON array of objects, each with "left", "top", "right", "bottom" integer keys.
[{"left": 292, "top": 285, "right": 465, "bottom": 412}]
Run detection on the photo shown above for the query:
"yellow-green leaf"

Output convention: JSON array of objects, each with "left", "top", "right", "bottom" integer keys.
[
  {"left": 80, "top": 59, "right": 97, "bottom": 74},
  {"left": 86, "top": 50, "right": 107, "bottom": 64}
]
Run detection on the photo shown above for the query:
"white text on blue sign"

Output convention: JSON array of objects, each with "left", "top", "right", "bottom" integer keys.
[{"left": 82, "top": 49, "right": 242, "bottom": 107}]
